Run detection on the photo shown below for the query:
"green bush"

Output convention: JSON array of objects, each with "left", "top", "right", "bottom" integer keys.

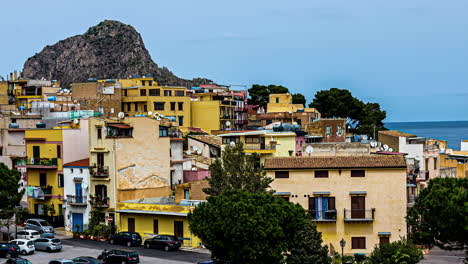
[{"left": 368, "top": 238, "right": 423, "bottom": 264}]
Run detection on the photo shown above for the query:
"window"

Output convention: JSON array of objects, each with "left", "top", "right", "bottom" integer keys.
[
  {"left": 275, "top": 171, "right": 289, "bottom": 178},
  {"left": 425, "top": 158, "right": 429, "bottom": 171},
  {"left": 71, "top": 168, "right": 74, "bottom": 173},
  {"left": 56, "top": 145, "right": 61, "bottom": 159},
  {"left": 326, "top": 126, "right": 331, "bottom": 136},
  {"left": 309, "top": 196, "right": 336, "bottom": 220},
  {"left": 154, "top": 102, "right": 165, "bottom": 110},
  {"left": 153, "top": 219, "right": 159, "bottom": 234},
  {"left": 164, "top": 90, "right": 172, "bottom": 96},
  {"left": 337, "top": 125, "right": 343, "bottom": 135},
  {"left": 106, "top": 126, "right": 133, "bottom": 137},
  {"left": 40, "top": 173, "right": 47, "bottom": 186},
  {"left": 178, "top": 102, "right": 183, "bottom": 111},
  {"left": 143, "top": 104, "right": 147, "bottom": 112},
  {"left": 178, "top": 116, "right": 184, "bottom": 126},
  {"left": 351, "top": 196, "right": 366, "bottom": 218},
  {"left": 434, "top": 157, "right": 437, "bottom": 170},
  {"left": 170, "top": 102, "right": 176, "bottom": 111},
  {"left": 58, "top": 174, "right": 64, "bottom": 187},
  {"left": 351, "top": 170, "right": 365, "bottom": 177},
  {"left": 141, "top": 80, "right": 145, "bottom": 86},
  {"left": 175, "top": 90, "right": 184, "bottom": 96},
  {"left": 379, "top": 236, "right": 390, "bottom": 245},
  {"left": 128, "top": 218, "right": 135, "bottom": 232},
  {"left": 80, "top": 168, "right": 83, "bottom": 174},
  {"left": 245, "top": 136, "right": 260, "bottom": 144},
  {"left": 149, "top": 89, "right": 160, "bottom": 96},
  {"left": 275, "top": 97, "right": 280, "bottom": 103},
  {"left": 58, "top": 204, "right": 62, "bottom": 215},
  {"left": 352, "top": 237, "right": 366, "bottom": 249},
  {"left": 184, "top": 189, "right": 190, "bottom": 199},
  {"left": 124, "top": 89, "right": 128, "bottom": 96},
  {"left": 97, "top": 128, "right": 102, "bottom": 139},
  {"left": 281, "top": 196, "right": 290, "bottom": 202},
  {"left": 33, "top": 146, "right": 40, "bottom": 159},
  {"left": 140, "top": 89, "right": 146, "bottom": 96},
  {"left": 159, "top": 127, "right": 168, "bottom": 137},
  {"left": 174, "top": 221, "right": 184, "bottom": 239},
  {"left": 97, "top": 153, "right": 104, "bottom": 167},
  {"left": 314, "top": 170, "right": 329, "bottom": 178},
  {"left": 222, "top": 137, "right": 240, "bottom": 144}
]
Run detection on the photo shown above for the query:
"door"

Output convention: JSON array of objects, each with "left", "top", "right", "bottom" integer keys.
[
  {"left": 260, "top": 137, "right": 265, "bottom": 149},
  {"left": 174, "top": 221, "right": 184, "bottom": 240},
  {"left": 97, "top": 153, "right": 104, "bottom": 168},
  {"left": 75, "top": 183, "right": 83, "bottom": 203},
  {"left": 39, "top": 173, "right": 47, "bottom": 187},
  {"left": 351, "top": 196, "right": 365, "bottom": 218},
  {"left": 33, "top": 146, "right": 40, "bottom": 160},
  {"left": 72, "top": 213, "right": 84, "bottom": 232},
  {"left": 128, "top": 218, "right": 135, "bottom": 232}
]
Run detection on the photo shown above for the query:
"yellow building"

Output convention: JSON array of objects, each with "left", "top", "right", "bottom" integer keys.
[
  {"left": 191, "top": 93, "right": 237, "bottom": 133},
  {"left": 264, "top": 155, "right": 408, "bottom": 255},
  {"left": 88, "top": 116, "right": 173, "bottom": 225},
  {"left": 21, "top": 129, "right": 63, "bottom": 215},
  {"left": 439, "top": 151, "right": 468, "bottom": 178},
  {"left": 116, "top": 77, "right": 191, "bottom": 129},
  {"left": 0, "top": 81, "right": 8, "bottom": 105},
  {"left": 12, "top": 79, "right": 60, "bottom": 108},
  {"left": 267, "top": 93, "right": 320, "bottom": 117},
  {"left": 218, "top": 130, "right": 297, "bottom": 162}
]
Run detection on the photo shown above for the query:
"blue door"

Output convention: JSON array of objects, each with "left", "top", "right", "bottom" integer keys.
[
  {"left": 72, "top": 213, "right": 83, "bottom": 232},
  {"left": 75, "top": 183, "right": 82, "bottom": 203}
]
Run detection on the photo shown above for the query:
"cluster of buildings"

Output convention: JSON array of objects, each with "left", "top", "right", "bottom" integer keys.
[{"left": 0, "top": 72, "right": 466, "bottom": 255}]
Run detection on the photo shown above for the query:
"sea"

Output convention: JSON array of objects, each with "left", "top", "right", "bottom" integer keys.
[{"left": 385, "top": 121, "right": 468, "bottom": 150}]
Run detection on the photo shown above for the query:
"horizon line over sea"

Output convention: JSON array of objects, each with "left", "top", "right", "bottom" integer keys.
[{"left": 384, "top": 120, "right": 468, "bottom": 150}]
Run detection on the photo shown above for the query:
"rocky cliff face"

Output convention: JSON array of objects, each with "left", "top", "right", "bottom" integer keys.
[{"left": 23, "top": 20, "right": 212, "bottom": 87}]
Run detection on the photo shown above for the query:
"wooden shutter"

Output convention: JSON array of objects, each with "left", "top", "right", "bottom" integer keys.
[
  {"left": 351, "top": 196, "right": 365, "bottom": 218},
  {"left": 351, "top": 170, "right": 365, "bottom": 177},
  {"left": 275, "top": 171, "right": 289, "bottom": 178},
  {"left": 128, "top": 218, "right": 135, "bottom": 232},
  {"left": 328, "top": 197, "right": 336, "bottom": 210},
  {"left": 308, "top": 197, "right": 315, "bottom": 211},
  {"left": 352, "top": 237, "right": 366, "bottom": 249},
  {"left": 314, "top": 170, "right": 329, "bottom": 178},
  {"left": 379, "top": 236, "right": 390, "bottom": 245}
]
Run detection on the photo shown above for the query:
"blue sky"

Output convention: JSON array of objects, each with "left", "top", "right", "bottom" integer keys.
[{"left": 1, "top": 0, "right": 467, "bottom": 122}]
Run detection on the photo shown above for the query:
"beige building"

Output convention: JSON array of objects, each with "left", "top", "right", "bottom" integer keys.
[
  {"left": 88, "top": 116, "right": 172, "bottom": 224},
  {"left": 265, "top": 155, "right": 407, "bottom": 255},
  {"left": 267, "top": 93, "right": 320, "bottom": 116}
]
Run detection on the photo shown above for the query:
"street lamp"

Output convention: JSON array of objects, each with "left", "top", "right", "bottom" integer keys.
[{"left": 340, "top": 238, "right": 346, "bottom": 264}]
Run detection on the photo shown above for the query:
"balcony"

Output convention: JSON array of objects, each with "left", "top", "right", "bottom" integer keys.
[
  {"left": 235, "top": 119, "right": 248, "bottom": 125},
  {"left": 309, "top": 210, "right": 337, "bottom": 222},
  {"left": 21, "top": 158, "right": 58, "bottom": 169},
  {"left": 234, "top": 107, "right": 247, "bottom": 112},
  {"left": 67, "top": 195, "right": 88, "bottom": 206},
  {"left": 41, "top": 185, "right": 53, "bottom": 195},
  {"left": 89, "top": 196, "right": 109, "bottom": 208},
  {"left": 243, "top": 144, "right": 276, "bottom": 154},
  {"left": 89, "top": 166, "right": 109, "bottom": 177},
  {"left": 344, "top": 209, "right": 375, "bottom": 222},
  {"left": 220, "top": 114, "right": 234, "bottom": 120},
  {"left": 168, "top": 129, "right": 182, "bottom": 139}
]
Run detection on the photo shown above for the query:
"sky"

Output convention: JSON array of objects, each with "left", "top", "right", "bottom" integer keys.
[{"left": 1, "top": 0, "right": 467, "bottom": 122}]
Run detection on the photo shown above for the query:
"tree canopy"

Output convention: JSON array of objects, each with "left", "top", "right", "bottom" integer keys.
[
  {"left": 407, "top": 178, "right": 468, "bottom": 253},
  {"left": 247, "top": 84, "right": 306, "bottom": 108},
  {"left": 308, "top": 88, "right": 386, "bottom": 136},
  {"left": 0, "top": 163, "right": 25, "bottom": 214},
  {"left": 188, "top": 191, "right": 329, "bottom": 264},
  {"left": 368, "top": 238, "right": 423, "bottom": 264},
  {"left": 203, "top": 142, "right": 272, "bottom": 196}
]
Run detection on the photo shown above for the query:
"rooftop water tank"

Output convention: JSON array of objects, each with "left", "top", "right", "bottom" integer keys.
[
  {"left": 146, "top": 74, "right": 152, "bottom": 78},
  {"left": 36, "top": 122, "right": 46, "bottom": 128},
  {"left": 292, "top": 124, "right": 302, "bottom": 131},
  {"left": 8, "top": 123, "right": 19, "bottom": 129}
]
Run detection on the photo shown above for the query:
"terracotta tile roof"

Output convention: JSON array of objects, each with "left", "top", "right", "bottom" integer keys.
[
  {"left": 63, "top": 158, "right": 89, "bottom": 167},
  {"left": 378, "top": 130, "right": 416, "bottom": 138},
  {"left": 264, "top": 155, "right": 406, "bottom": 170},
  {"left": 189, "top": 135, "right": 222, "bottom": 147}
]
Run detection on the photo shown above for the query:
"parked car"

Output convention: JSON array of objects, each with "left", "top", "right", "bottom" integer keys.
[
  {"left": 0, "top": 243, "right": 20, "bottom": 259},
  {"left": 108, "top": 232, "right": 142, "bottom": 247},
  {"left": 8, "top": 240, "right": 34, "bottom": 255},
  {"left": 99, "top": 249, "right": 139, "bottom": 264},
  {"left": 72, "top": 256, "right": 100, "bottom": 264},
  {"left": 197, "top": 262, "right": 213, "bottom": 264},
  {"left": 10, "top": 231, "right": 40, "bottom": 241},
  {"left": 4, "top": 258, "right": 32, "bottom": 264},
  {"left": 143, "top": 235, "right": 181, "bottom": 251},
  {"left": 34, "top": 238, "right": 62, "bottom": 252},
  {"left": 41, "top": 232, "right": 55, "bottom": 238},
  {"left": 24, "top": 219, "right": 54, "bottom": 234},
  {"left": 48, "top": 260, "right": 75, "bottom": 264}
]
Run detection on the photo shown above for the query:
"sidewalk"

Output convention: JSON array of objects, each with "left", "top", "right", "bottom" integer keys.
[{"left": 421, "top": 247, "right": 465, "bottom": 264}]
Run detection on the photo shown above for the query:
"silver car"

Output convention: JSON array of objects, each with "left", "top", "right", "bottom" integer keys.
[
  {"left": 34, "top": 238, "right": 62, "bottom": 252},
  {"left": 11, "top": 230, "right": 41, "bottom": 241},
  {"left": 48, "top": 260, "right": 75, "bottom": 264},
  {"left": 25, "top": 219, "right": 54, "bottom": 234}
]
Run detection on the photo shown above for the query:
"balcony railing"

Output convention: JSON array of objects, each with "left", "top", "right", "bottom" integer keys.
[
  {"left": 235, "top": 119, "right": 248, "bottom": 125},
  {"left": 309, "top": 210, "right": 337, "bottom": 222},
  {"left": 244, "top": 145, "right": 276, "bottom": 151},
  {"left": 18, "top": 158, "right": 58, "bottom": 167},
  {"left": 41, "top": 186, "right": 52, "bottom": 195},
  {"left": 220, "top": 114, "right": 234, "bottom": 119},
  {"left": 234, "top": 107, "right": 247, "bottom": 112},
  {"left": 89, "top": 166, "right": 109, "bottom": 177},
  {"left": 344, "top": 209, "right": 375, "bottom": 222},
  {"left": 168, "top": 129, "right": 182, "bottom": 138},
  {"left": 89, "top": 196, "right": 109, "bottom": 208},
  {"left": 67, "top": 195, "right": 88, "bottom": 205}
]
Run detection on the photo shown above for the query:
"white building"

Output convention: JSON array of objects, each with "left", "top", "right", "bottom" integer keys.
[{"left": 63, "top": 159, "right": 91, "bottom": 232}]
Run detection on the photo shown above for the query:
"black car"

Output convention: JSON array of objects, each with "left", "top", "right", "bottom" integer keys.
[
  {"left": 144, "top": 235, "right": 181, "bottom": 251},
  {"left": 72, "top": 256, "right": 101, "bottom": 264},
  {"left": 0, "top": 244, "right": 19, "bottom": 259},
  {"left": 109, "top": 232, "right": 142, "bottom": 247},
  {"left": 4, "top": 258, "right": 32, "bottom": 264},
  {"left": 100, "top": 249, "right": 139, "bottom": 264}
]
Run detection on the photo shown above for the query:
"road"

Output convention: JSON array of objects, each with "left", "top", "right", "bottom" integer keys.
[{"left": 421, "top": 247, "right": 465, "bottom": 264}]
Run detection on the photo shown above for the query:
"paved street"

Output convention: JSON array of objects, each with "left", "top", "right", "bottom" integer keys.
[{"left": 421, "top": 247, "right": 465, "bottom": 264}]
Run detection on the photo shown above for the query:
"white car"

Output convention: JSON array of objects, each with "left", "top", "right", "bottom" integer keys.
[
  {"left": 9, "top": 239, "right": 35, "bottom": 255},
  {"left": 11, "top": 230, "right": 41, "bottom": 240}
]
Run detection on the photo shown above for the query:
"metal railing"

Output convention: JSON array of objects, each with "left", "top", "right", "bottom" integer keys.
[
  {"left": 89, "top": 196, "right": 110, "bottom": 207},
  {"left": 244, "top": 145, "right": 276, "bottom": 151},
  {"left": 89, "top": 166, "right": 109, "bottom": 177},
  {"left": 235, "top": 119, "right": 248, "bottom": 125},
  {"left": 67, "top": 195, "right": 88, "bottom": 205},
  {"left": 20, "top": 158, "right": 58, "bottom": 166},
  {"left": 41, "top": 186, "right": 52, "bottom": 195},
  {"left": 234, "top": 107, "right": 247, "bottom": 112},
  {"left": 309, "top": 210, "right": 337, "bottom": 221},
  {"left": 343, "top": 209, "right": 375, "bottom": 221}
]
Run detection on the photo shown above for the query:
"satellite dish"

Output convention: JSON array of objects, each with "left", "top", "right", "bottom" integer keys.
[
  {"left": 370, "top": 141, "right": 378, "bottom": 148},
  {"left": 156, "top": 117, "right": 161, "bottom": 121},
  {"left": 148, "top": 111, "right": 153, "bottom": 116},
  {"left": 225, "top": 121, "right": 231, "bottom": 126},
  {"left": 229, "top": 141, "right": 236, "bottom": 147},
  {"left": 362, "top": 135, "right": 368, "bottom": 141},
  {"left": 197, "top": 149, "right": 202, "bottom": 155},
  {"left": 118, "top": 112, "right": 125, "bottom": 119},
  {"left": 305, "top": 146, "right": 314, "bottom": 154},
  {"left": 192, "top": 146, "right": 199, "bottom": 151},
  {"left": 30, "top": 158, "right": 35, "bottom": 164},
  {"left": 186, "top": 150, "right": 192, "bottom": 155},
  {"left": 73, "top": 119, "right": 79, "bottom": 124},
  {"left": 388, "top": 148, "right": 393, "bottom": 152},
  {"left": 383, "top": 144, "right": 389, "bottom": 151}
]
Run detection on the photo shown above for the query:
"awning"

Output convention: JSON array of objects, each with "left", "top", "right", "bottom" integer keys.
[
  {"left": 108, "top": 124, "right": 132, "bottom": 129},
  {"left": 273, "top": 192, "right": 291, "bottom": 196},
  {"left": 349, "top": 191, "right": 367, "bottom": 195},
  {"left": 313, "top": 192, "right": 330, "bottom": 196},
  {"left": 116, "top": 209, "right": 188, "bottom": 217}
]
